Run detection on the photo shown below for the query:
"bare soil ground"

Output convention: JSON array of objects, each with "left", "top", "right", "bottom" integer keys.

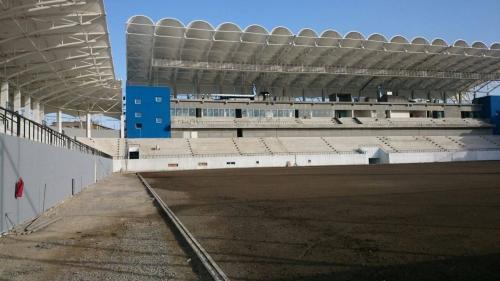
[
  {"left": 143, "top": 161, "right": 500, "bottom": 281},
  {"left": 0, "top": 174, "right": 199, "bottom": 281}
]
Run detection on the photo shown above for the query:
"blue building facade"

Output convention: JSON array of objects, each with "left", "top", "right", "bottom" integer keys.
[
  {"left": 125, "top": 85, "right": 171, "bottom": 138},
  {"left": 475, "top": 96, "right": 500, "bottom": 135}
]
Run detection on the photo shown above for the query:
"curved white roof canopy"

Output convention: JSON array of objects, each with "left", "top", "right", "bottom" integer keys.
[
  {"left": 127, "top": 16, "right": 500, "bottom": 95},
  {"left": 0, "top": 0, "right": 121, "bottom": 115}
]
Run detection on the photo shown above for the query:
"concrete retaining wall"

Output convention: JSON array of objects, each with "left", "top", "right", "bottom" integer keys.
[
  {"left": 1, "top": 134, "right": 113, "bottom": 234},
  {"left": 114, "top": 149, "right": 500, "bottom": 173},
  {"left": 388, "top": 150, "right": 500, "bottom": 164},
  {"left": 114, "top": 153, "right": 368, "bottom": 172}
]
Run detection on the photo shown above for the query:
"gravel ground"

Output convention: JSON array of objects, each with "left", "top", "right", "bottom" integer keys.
[
  {"left": 144, "top": 161, "right": 500, "bottom": 281},
  {"left": 0, "top": 174, "right": 200, "bottom": 281}
]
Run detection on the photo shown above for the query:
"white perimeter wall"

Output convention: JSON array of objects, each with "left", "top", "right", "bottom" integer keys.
[
  {"left": 388, "top": 150, "right": 500, "bottom": 164},
  {"left": 115, "top": 154, "right": 368, "bottom": 172},
  {"left": 114, "top": 149, "right": 500, "bottom": 173},
  {"left": 1, "top": 134, "right": 113, "bottom": 234}
]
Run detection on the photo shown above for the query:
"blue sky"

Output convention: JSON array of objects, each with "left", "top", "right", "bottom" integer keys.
[{"left": 104, "top": 0, "right": 500, "bottom": 83}]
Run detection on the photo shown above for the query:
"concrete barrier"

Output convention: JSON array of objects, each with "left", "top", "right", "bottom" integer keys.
[
  {"left": 114, "top": 149, "right": 500, "bottom": 173},
  {"left": 114, "top": 153, "right": 368, "bottom": 172}
]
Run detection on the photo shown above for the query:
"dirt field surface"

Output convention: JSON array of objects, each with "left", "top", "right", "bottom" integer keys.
[
  {"left": 143, "top": 161, "right": 500, "bottom": 281},
  {"left": 0, "top": 174, "right": 200, "bottom": 281}
]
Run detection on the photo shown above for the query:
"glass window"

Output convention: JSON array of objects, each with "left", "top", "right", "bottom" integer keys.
[
  {"left": 170, "top": 109, "right": 175, "bottom": 116},
  {"left": 134, "top": 112, "right": 142, "bottom": 118},
  {"left": 155, "top": 96, "right": 162, "bottom": 103},
  {"left": 182, "top": 108, "right": 189, "bottom": 116},
  {"left": 134, "top": 98, "right": 141, "bottom": 105},
  {"left": 176, "top": 108, "right": 182, "bottom": 116},
  {"left": 202, "top": 108, "right": 207, "bottom": 117},
  {"left": 189, "top": 108, "right": 196, "bottom": 117},
  {"left": 155, "top": 118, "right": 162, "bottom": 124}
]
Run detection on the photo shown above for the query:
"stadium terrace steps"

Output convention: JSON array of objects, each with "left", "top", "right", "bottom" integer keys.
[
  {"left": 79, "top": 136, "right": 500, "bottom": 159},
  {"left": 127, "top": 138, "right": 193, "bottom": 156},
  {"left": 384, "top": 136, "right": 442, "bottom": 152},
  {"left": 189, "top": 138, "right": 239, "bottom": 155},
  {"left": 448, "top": 136, "right": 500, "bottom": 150},
  {"left": 234, "top": 138, "right": 270, "bottom": 155},
  {"left": 171, "top": 117, "right": 492, "bottom": 129},
  {"left": 277, "top": 137, "right": 335, "bottom": 153}
]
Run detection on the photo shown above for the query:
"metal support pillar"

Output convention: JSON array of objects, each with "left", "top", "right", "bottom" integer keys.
[
  {"left": 32, "top": 99, "right": 40, "bottom": 123},
  {"left": 23, "top": 95, "right": 31, "bottom": 118},
  {"left": 39, "top": 104, "right": 45, "bottom": 124},
  {"left": 120, "top": 114, "right": 125, "bottom": 139},
  {"left": 13, "top": 89, "right": 21, "bottom": 112},
  {"left": 57, "top": 110, "right": 63, "bottom": 133},
  {"left": 86, "top": 113, "right": 92, "bottom": 138},
  {"left": 1, "top": 81, "right": 9, "bottom": 109}
]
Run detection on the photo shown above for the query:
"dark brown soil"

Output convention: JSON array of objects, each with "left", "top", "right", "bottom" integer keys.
[{"left": 142, "top": 161, "right": 500, "bottom": 281}]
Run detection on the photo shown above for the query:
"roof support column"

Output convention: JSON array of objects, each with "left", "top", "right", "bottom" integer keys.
[
  {"left": 39, "top": 104, "right": 45, "bottom": 124},
  {"left": 173, "top": 85, "right": 177, "bottom": 99},
  {"left": 32, "top": 99, "right": 40, "bottom": 123},
  {"left": 86, "top": 113, "right": 92, "bottom": 138},
  {"left": 1, "top": 81, "right": 9, "bottom": 109},
  {"left": 57, "top": 110, "right": 63, "bottom": 134},
  {"left": 120, "top": 114, "right": 125, "bottom": 139},
  {"left": 23, "top": 94, "right": 31, "bottom": 118},
  {"left": 13, "top": 89, "right": 22, "bottom": 113},
  {"left": 442, "top": 91, "right": 446, "bottom": 104}
]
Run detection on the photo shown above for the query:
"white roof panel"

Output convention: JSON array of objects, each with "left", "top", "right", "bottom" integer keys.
[
  {"left": 0, "top": 0, "right": 121, "bottom": 114},
  {"left": 127, "top": 17, "right": 500, "bottom": 95}
]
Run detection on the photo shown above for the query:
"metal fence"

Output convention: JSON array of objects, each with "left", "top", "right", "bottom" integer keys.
[{"left": 0, "top": 106, "right": 112, "bottom": 159}]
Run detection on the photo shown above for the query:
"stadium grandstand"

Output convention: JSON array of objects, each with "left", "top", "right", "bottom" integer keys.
[
  {"left": 125, "top": 16, "right": 500, "bottom": 138},
  {"left": 76, "top": 15, "right": 500, "bottom": 171}
]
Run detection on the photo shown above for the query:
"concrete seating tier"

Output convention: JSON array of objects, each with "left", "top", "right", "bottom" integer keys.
[
  {"left": 128, "top": 138, "right": 192, "bottom": 156},
  {"left": 448, "top": 136, "right": 500, "bottom": 150},
  {"left": 171, "top": 117, "right": 491, "bottom": 129},
  {"left": 389, "top": 118, "right": 435, "bottom": 127},
  {"left": 77, "top": 137, "right": 119, "bottom": 156},
  {"left": 322, "top": 136, "right": 392, "bottom": 152},
  {"left": 425, "top": 136, "right": 464, "bottom": 150},
  {"left": 77, "top": 135, "right": 500, "bottom": 159},
  {"left": 233, "top": 138, "right": 270, "bottom": 155},
  {"left": 277, "top": 137, "right": 335, "bottom": 153},
  {"left": 189, "top": 138, "right": 239, "bottom": 155},
  {"left": 259, "top": 138, "right": 289, "bottom": 154},
  {"left": 432, "top": 118, "right": 472, "bottom": 126},
  {"left": 384, "top": 136, "right": 440, "bottom": 152},
  {"left": 356, "top": 118, "right": 393, "bottom": 126}
]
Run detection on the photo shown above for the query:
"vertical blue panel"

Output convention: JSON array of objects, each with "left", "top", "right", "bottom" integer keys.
[
  {"left": 475, "top": 96, "right": 500, "bottom": 135},
  {"left": 125, "top": 85, "right": 170, "bottom": 138}
]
